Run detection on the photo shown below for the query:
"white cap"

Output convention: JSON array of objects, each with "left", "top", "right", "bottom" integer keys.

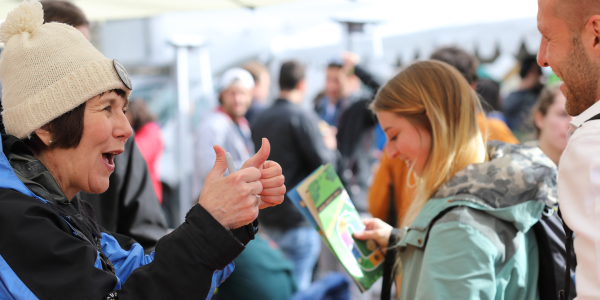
[{"left": 219, "top": 68, "right": 254, "bottom": 92}]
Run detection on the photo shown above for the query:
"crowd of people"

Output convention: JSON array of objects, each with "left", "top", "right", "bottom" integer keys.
[{"left": 0, "top": 0, "right": 599, "bottom": 299}]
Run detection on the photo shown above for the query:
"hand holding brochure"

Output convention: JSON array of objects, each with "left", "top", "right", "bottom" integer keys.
[{"left": 287, "top": 164, "right": 384, "bottom": 292}]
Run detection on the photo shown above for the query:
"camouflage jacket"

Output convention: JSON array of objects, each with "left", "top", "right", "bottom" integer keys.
[{"left": 396, "top": 141, "right": 557, "bottom": 300}]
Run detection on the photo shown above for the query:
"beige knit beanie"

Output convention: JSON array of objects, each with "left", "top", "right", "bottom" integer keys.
[{"left": 0, "top": 0, "right": 132, "bottom": 139}]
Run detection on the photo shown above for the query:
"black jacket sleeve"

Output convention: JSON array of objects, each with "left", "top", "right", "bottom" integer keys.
[
  {"left": 0, "top": 189, "right": 245, "bottom": 300},
  {"left": 292, "top": 111, "right": 340, "bottom": 172},
  {"left": 79, "top": 137, "right": 168, "bottom": 252},
  {"left": 119, "top": 204, "right": 245, "bottom": 299},
  {"left": 354, "top": 65, "right": 381, "bottom": 94}
]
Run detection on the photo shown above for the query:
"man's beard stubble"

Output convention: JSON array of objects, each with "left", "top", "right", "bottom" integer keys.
[{"left": 562, "top": 36, "right": 600, "bottom": 116}]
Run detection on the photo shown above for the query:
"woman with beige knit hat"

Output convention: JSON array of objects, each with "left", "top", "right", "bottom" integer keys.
[{"left": 0, "top": 1, "right": 285, "bottom": 299}]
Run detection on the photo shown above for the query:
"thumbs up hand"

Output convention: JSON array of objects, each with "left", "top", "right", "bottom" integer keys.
[
  {"left": 241, "top": 138, "right": 286, "bottom": 209},
  {"left": 198, "top": 145, "right": 263, "bottom": 230}
]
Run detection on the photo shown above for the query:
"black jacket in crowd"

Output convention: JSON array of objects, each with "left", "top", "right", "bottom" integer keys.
[
  {"left": 251, "top": 99, "right": 339, "bottom": 230},
  {"left": 335, "top": 65, "right": 380, "bottom": 213},
  {"left": 0, "top": 134, "right": 252, "bottom": 299}
]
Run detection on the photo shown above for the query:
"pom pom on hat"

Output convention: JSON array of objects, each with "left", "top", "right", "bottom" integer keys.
[{"left": 0, "top": 0, "right": 43, "bottom": 44}]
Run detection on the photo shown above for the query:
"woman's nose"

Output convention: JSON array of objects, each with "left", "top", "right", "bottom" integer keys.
[
  {"left": 386, "top": 143, "right": 399, "bottom": 159},
  {"left": 115, "top": 111, "right": 133, "bottom": 141}
]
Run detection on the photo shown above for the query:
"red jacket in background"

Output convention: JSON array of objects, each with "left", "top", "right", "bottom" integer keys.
[{"left": 134, "top": 122, "right": 164, "bottom": 204}]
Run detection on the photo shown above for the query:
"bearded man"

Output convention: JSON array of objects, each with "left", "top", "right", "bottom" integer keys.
[{"left": 537, "top": 0, "right": 600, "bottom": 298}]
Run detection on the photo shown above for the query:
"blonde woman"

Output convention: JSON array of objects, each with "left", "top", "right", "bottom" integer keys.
[{"left": 354, "top": 60, "right": 557, "bottom": 299}]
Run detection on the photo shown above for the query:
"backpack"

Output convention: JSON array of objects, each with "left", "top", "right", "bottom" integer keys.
[
  {"left": 381, "top": 205, "right": 577, "bottom": 300},
  {"left": 532, "top": 206, "right": 576, "bottom": 300}
]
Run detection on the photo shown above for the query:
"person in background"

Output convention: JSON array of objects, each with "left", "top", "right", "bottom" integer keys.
[
  {"left": 368, "top": 46, "right": 519, "bottom": 226},
  {"left": 251, "top": 60, "right": 339, "bottom": 291},
  {"left": 528, "top": 85, "right": 573, "bottom": 166},
  {"left": 355, "top": 60, "right": 555, "bottom": 300},
  {"left": 313, "top": 60, "right": 356, "bottom": 127},
  {"left": 537, "top": 0, "right": 600, "bottom": 296},
  {"left": 39, "top": 0, "right": 168, "bottom": 253},
  {"left": 243, "top": 61, "right": 271, "bottom": 124},
  {"left": 193, "top": 68, "right": 255, "bottom": 200},
  {"left": 216, "top": 232, "right": 351, "bottom": 300},
  {"left": 335, "top": 52, "right": 381, "bottom": 214},
  {"left": 503, "top": 55, "right": 545, "bottom": 140},
  {"left": 126, "top": 99, "right": 164, "bottom": 203},
  {"left": 476, "top": 78, "right": 506, "bottom": 123}
]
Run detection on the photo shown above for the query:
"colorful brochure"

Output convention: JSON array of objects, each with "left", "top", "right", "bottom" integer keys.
[{"left": 287, "top": 164, "right": 384, "bottom": 292}]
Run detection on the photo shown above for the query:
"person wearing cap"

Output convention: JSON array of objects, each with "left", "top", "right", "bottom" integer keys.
[
  {"left": 192, "top": 68, "right": 256, "bottom": 200},
  {"left": 0, "top": 1, "right": 285, "bottom": 299}
]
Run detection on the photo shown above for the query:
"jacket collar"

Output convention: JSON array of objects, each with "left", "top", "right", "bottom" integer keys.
[
  {"left": 567, "top": 99, "right": 600, "bottom": 139},
  {"left": 1, "top": 134, "right": 71, "bottom": 207}
]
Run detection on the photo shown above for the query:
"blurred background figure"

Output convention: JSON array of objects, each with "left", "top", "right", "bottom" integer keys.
[
  {"left": 126, "top": 99, "right": 164, "bottom": 204},
  {"left": 192, "top": 68, "right": 255, "bottom": 200},
  {"left": 335, "top": 52, "right": 380, "bottom": 213},
  {"left": 527, "top": 84, "right": 573, "bottom": 166},
  {"left": 216, "top": 232, "right": 351, "bottom": 300},
  {"left": 314, "top": 60, "right": 356, "bottom": 127},
  {"left": 476, "top": 79, "right": 506, "bottom": 123},
  {"left": 243, "top": 61, "right": 272, "bottom": 124},
  {"left": 251, "top": 60, "right": 339, "bottom": 291},
  {"left": 503, "top": 55, "right": 544, "bottom": 141}
]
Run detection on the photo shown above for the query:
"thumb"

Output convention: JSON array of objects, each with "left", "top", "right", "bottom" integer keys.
[
  {"left": 206, "top": 145, "right": 228, "bottom": 180},
  {"left": 242, "top": 138, "right": 271, "bottom": 169},
  {"left": 353, "top": 229, "right": 376, "bottom": 241}
]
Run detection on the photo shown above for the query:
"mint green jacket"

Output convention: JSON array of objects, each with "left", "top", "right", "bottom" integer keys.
[{"left": 395, "top": 142, "right": 558, "bottom": 300}]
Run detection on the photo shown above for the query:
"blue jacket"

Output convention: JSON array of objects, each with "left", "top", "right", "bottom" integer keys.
[{"left": 0, "top": 135, "right": 242, "bottom": 300}]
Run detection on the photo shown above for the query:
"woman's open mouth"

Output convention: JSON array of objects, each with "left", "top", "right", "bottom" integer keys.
[{"left": 102, "top": 152, "right": 120, "bottom": 170}]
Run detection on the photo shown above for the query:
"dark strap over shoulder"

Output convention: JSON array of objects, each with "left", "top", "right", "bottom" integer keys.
[
  {"left": 558, "top": 208, "right": 575, "bottom": 300},
  {"left": 381, "top": 228, "right": 402, "bottom": 300}
]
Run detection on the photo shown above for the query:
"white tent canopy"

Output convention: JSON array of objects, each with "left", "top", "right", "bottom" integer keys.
[{"left": 0, "top": 0, "right": 298, "bottom": 21}]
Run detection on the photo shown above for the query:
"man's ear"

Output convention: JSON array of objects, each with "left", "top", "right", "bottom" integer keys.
[
  {"left": 296, "top": 79, "right": 306, "bottom": 92},
  {"left": 587, "top": 15, "right": 600, "bottom": 57},
  {"left": 34, "top": 127, "right": 52, "bottom": 146}
]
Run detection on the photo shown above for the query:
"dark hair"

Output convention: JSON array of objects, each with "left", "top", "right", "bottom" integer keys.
[
  {"left": 127, "top": 99, "right": 156, "bottom": 131},
  {"left": 430, "top": 46, "right": 479, "bottom": 85},
  {"left": 475, "top": 79, "right": 502, "bottom": 112},
  {"left": 40, "top": 0, "right": 89, "bottom": 27},
  {"left": 22, "top": 89, "right": 126, "bottom": 154},
  {"left": 242, "top": 61, "right": 269, "bottom": 83},
  {"left": 327, "top": 62, "right": 343, "bottom": 69},
  {"left": 519, "top": 56, "right": 542, "bottom": 79},
  {"left": 531, "top": 84, "right": 562, "bottom": 138},
  {"left": 278, "top": 60, "right": 305, "bottom": 91}
]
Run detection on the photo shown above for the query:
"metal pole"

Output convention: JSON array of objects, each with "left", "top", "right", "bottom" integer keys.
[
  {"left": 198, "top": 46, "right": 214, "bottom": 103},
  {"left": 169, "top": 35, "right": 206, "bottom": 225},
  {"left": 175, "top": 46, "right": 191, "bottom": 225}
]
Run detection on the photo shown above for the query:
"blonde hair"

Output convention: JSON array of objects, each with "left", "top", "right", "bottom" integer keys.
[
  {"left": 372, "top": 60, "right": 487, "bottom": 296},
  {"left": 372, "top": 60, "right": 487, "bottom": 228}
]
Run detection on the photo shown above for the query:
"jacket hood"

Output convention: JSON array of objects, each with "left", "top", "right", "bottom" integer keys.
[
  {"left": 416, "top": 141, "right": 558, "bottom": 233},
  {"left": 433, "top": 141, "right": 557, "bottom": 208}
]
